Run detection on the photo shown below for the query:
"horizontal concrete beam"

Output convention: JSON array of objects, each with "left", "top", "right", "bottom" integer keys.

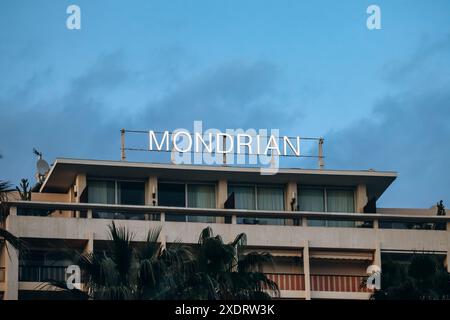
[{"left": 8, "top": 216, "right": 449, "bottom": 252}]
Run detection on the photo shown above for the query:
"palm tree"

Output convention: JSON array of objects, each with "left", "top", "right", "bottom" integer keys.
[
  {"left": 0, "top": 180, "right": 25, "bottom": 251},
  {"left": 50, "top": 221, "right": 194, "bottom": 300},
  {"left": 178, "top": 227, "right": 279, "bottom": 300}
]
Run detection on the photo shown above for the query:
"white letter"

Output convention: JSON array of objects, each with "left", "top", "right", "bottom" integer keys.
[
  {"left": 283, "top": 136, "right": 300, "bottom": 156},
  {"left": 173, "top": 131, "right": 192, "bottom": 153},
  {"left": 195, "top": 132, "right": 213, "bottom": 153},
  {"left": 216, "top": 133, "right": 234, "bottom": 153},
  {"left": 66, "top": 5, "right": 81, "bottom": 30},
  {"left": 66, "top": 265, "right": 81, "bottom": 290},
  {"left": 264, "top": 135, "right": 280, "bottom": 155},
  {"left": 366, "top": 5, "right": 381, "bottom": 30},
  {"left": 149, "top": 131, "right": 170, "bottom": 151},
  {"left": 237, "top": 134, "right": 253, "bottom": 155}
]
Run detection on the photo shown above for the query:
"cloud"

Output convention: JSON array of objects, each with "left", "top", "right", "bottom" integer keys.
[
  {"left": 326, "top": 36, "right": 450, "bottom": 208},
  {"left": 0, "top": 51, "right": 297, "bottom": 185}
]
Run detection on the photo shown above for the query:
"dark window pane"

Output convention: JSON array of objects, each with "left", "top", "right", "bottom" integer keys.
[
  {"left": 118, "top": 181, "right": 145, "bottom": 205},
  {"left": 165, "top": 214, "right": 187, "bottom": 222},
  {"left": 158, "top": 183, "right": 186, "bottom": 207},
  {"left": 88, "top": 180, "right": 115, "bottom": 204}
]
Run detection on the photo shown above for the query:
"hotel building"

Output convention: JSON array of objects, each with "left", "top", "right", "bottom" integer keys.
[{"left": 1, "top": 158, "right": 449, "bottom": 300}]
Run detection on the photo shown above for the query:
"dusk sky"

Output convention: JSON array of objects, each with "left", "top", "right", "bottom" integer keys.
[{"left": 1, "top": 0, "right": 449, "bottom": 208}]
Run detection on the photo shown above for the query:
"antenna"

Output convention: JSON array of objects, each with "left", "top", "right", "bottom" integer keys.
[
  {"left": 33, "top": 148, "right": 50, "bottom": 182},
  {"left": 37, "top": 159, "right": 50, "bottom": 176}
]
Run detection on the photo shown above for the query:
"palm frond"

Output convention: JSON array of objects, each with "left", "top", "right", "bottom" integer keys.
[{"left": 0, "top": 227, "right": 27, "bottom": 252}]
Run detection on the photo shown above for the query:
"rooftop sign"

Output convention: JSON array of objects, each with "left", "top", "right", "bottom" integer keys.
[{"left": 120, "top": 121, "right": 324, "bottom": 175}]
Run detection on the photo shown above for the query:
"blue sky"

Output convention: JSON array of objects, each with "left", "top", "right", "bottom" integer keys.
[{"left": 1, "top": 0, "right": 449, "bottom": 208}]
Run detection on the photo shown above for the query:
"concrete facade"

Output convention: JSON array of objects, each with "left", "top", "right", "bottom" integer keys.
[{"left": 1, "top": 158, "right": 449, "bottom": 300}]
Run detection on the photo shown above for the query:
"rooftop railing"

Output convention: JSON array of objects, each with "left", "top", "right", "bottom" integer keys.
[{"left": 6, "top": 200, "right": 449, "bottom": 231}]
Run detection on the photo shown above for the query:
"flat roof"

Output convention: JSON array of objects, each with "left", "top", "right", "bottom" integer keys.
[{"left": 40, "top": 158, "right": 397, "bottom": 200}]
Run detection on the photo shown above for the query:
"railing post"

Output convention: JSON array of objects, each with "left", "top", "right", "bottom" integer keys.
[
  {"left": 86, "top": 209, "right": 92, "bottom": 219},
  {"left": 121, "top": 128, "right": 126, "bottom": 161},
  {"left": 9, "top": 206, "right": 17, "bottom": 216},
  {"left": 231, "top": 215, "right": 237, "bottom": 224},
  {"left": 302, "top": 216, "right": 308, "bottom": 227},
  {"left": 318, "top": 138, "right": 324, "bottom": 169}
]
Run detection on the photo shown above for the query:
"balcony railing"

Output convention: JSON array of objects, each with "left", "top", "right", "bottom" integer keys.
[
  {"left": 310, "top": 274, "right": 369, "bottom": 293},
  {"left": 265, "top": 273, "right": 305, "bottom": 291},
  {"left": 7, "top": 200, "right": 450, "bottom": 230},
  {"left": 265, "top": 273, "right": 369, "bottom": 293},
  {"left": 19, "top": 265, "right": 68, "bottom": 282}
]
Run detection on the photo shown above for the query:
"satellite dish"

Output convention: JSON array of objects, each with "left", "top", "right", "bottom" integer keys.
[{"left": 37, "top": 158, "right": 50, "bottom": 176}]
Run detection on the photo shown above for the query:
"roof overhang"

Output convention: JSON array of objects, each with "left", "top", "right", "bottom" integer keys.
[{"left": 40, "top": 158, "right": 397, "bottom": 200}]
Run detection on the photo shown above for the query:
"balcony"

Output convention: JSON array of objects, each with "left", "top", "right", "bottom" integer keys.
[
  {"left": 19, "top": 265, "right": 68, "bottom": 283},
  {"left": 310, "top": 274, "right": 369, "bottom": 293},
  {"left": 266, "top": 273, "right": 305, "bottom": 291},
  {"left": 5, "top": 200, "right": 450, "bottom": 253}
]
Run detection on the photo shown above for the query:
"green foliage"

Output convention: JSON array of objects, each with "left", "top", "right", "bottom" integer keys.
[
  {"left": 0, "top": 179, "right": 26, "bottom": 252},
  {"left": 372, "top": 254, "right": 450, "bottom": 300},
  {"left": 176, "top": 226, "right": 279, "bottom": 300},
  {"left": 437, "top": 200, "right": 446, "bottom": 216},
  {"left": 16, "top": 178, "right": 32, "bottom": 201},
  {"left": 55, "top": 224, "right": 278, "bottom": 300}
]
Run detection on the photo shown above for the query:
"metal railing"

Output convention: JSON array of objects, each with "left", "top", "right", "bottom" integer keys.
[
  {"left": 310, "top": 274, "right": 370, "bottom": 293},
  {"left": 7, "top": 200, "right": 450, "bottom": 230},
  {"left": 19, "top": 265, "right": 68, "bottom": 282},
  {"left": 265, "top": 273, "right": 305, "bottom": 291}
]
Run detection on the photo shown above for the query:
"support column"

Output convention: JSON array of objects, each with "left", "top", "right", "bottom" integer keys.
[
  {"left": 4, "top": 210, "right": 18, "bottom": 300},
  {"left": 160, "top": 213, "right": 166, "bottom": 249},
  {"left": 285, "top": 182, "right": 297, "bottom": 211},
  {"left": 374, "top": 219, "right": 382, "bottom": 268},
  {"left": 84, "top": 233, "right": 94, "bottom": 254},
  {"left": 146, "top": 176, "right": 158, "bottom": 206},
  {"left": 355, "top": 184, "right": 368, "bottom": 213},
  {"left": 4, "top": 243, "right": 18, "bottom": 300},
  {"left": 303, "top": 240, "right": 311, "bottom": 300},
  {"left": 216, "top": 180, "right": 228, "bottom": 209},
  {"left": 374, "top": 242, "right": 382, "bottom": 268}
]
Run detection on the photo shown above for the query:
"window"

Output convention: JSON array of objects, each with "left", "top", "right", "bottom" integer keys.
[
  {"left": 187, "top": 184, "right": 215, "bottom": 208},
  {"left": 228, "top": 185, "right": 256, "bottom": 210},
  {"left": 158, "top": 183, "right": 185, "bottom": 207},
  {"left": 157, "top": 182, "right": 216, "bottom": 208},
  {"left": 228, "top": 184, "right": 285, "bottom": 211},
  {"left": 299, "top": 188, "right": 324, "bottom": 212},
  {"left": 87, "top": 180, "right": 145, "bottom": 205},
  {"left": 158, "top": 182, "right": 217, "bottom": 223},
  {"left": 298, "top": 187, "right": 354, "bottom": 213},
  {"left": 118, "top": 181, "right": 145, "bottom": 205},
  {"left": 257, "top": 186, "right": 284, "bottom": 211},
  {"left": 299, "top": 186, "right": 356, "bottom": 227},
  {"left": 327, "top": 189, "right": 354, "bottom": 213},
  {"left": 88, "top": 180, "right": 116, "bottom": 204}
]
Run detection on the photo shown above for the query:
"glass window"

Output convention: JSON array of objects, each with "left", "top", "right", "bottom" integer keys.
[
  {"left": 88, "top": 180, "right": 115, "bottom": 204},
  {"left": 257, "top": 186, "right": 284, "bottom": 211},
  {"left": 299, "top": 188, "right": 324, "bottom": 212},
  {"left": 327, "top": 189, "right": 354, "bottom": 213},
  {"left": 228, "top": 185, "right": 256, "bottom": 210},
  {"left": 187, "top": 184, "right": 215, "bottom": 208},
  {"left": 158, "top": 183, "right": 186, "bottom": 207},
  {"left": 118, "top": 181, "right": 145, "bottom": 205}
]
